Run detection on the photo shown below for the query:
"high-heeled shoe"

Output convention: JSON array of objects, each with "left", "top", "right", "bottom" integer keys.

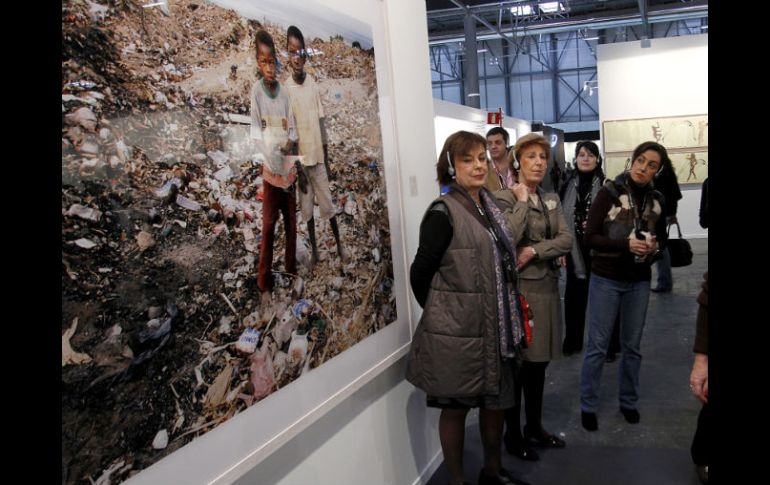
[
  {"left": 503, "top": 433, "right": 539, "bottom": 461},
  {"left": 523, "top": 425, "right": 566, "bottom": 448}
]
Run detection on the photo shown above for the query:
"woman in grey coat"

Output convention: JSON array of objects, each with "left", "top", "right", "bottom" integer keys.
[
  {"left": 407, "top": 131, "right": 530, "bottom": 485},
  {"left": 560, "top": 141, "right": 605, "bottom": 355},
  {"left": 500, "top": 133, "right": 572, "bottom": 461}
]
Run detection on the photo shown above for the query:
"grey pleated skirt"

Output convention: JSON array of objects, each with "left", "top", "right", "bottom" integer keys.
[{"left": 520, "top": 275, "right": 563, "bottom": 362}]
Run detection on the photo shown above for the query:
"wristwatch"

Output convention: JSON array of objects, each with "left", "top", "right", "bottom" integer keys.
[{"left": 531, "top": 246, "right": 538, "bottom": 259}]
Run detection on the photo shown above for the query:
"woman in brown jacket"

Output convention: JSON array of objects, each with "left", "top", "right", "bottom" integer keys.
[{"left": 498, "top": 133, "right": 573, "bottom": 461}]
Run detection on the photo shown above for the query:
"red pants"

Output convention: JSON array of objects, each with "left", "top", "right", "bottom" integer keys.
[{"left": 258, "top": 181, "right": 297, "bottom": 292}]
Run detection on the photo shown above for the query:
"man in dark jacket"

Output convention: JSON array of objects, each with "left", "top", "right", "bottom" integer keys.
[{"left": 651, "top": 155, "right": 682, "bottom": 292}]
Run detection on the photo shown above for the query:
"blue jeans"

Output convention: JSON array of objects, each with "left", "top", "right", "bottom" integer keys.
[
  {"left": 580, "top": 274, "right": 651, "bottom": 412},
  {"left": 654, "top": 247, "right": 672, "bottom": 290}
]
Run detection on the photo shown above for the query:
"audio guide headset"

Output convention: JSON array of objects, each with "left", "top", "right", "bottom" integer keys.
[{"left": 510, "top": 146, "right": 520, "bottom": 171}]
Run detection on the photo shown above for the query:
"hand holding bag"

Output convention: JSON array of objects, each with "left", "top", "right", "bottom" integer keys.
[{"left": 667, "top": 222, "right": 693, "bottom": 267}]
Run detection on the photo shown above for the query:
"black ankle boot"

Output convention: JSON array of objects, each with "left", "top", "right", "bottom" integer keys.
[
  {"left": 620, "top": 407, "right": 640, "bottom": 423},
  {"left": 581, "top": 411, "right": 598, "bottom": 431}
]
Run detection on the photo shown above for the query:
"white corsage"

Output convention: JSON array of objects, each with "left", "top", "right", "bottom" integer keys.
[{"left": 545, "top": 199, "right": 557, "bottom": 211}]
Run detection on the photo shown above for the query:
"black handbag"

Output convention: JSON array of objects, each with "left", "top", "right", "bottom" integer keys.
[{"left": 667, "top": 222, "right": 693, "bottom": 267}]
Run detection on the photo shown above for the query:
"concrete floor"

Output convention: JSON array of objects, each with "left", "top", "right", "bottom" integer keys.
[{"left": 428, "top": 238, "right": 708, "bottom": 485}]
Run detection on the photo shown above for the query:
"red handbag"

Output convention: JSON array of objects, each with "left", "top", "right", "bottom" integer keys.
[{"left": 518, "top": 294, "right": 533, "bottom": 346}]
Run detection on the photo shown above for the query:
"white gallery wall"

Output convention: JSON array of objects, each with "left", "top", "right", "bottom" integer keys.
[
  {"left": 433, "top": 99, "right": 531, "bottom": 159},
  {"left": 597, "top": 34, "right": 708, "bottom": 238}
]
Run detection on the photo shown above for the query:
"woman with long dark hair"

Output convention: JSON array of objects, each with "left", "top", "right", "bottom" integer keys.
[
  {"left": 579, "top": 141, "right": 670, "bottom": 431},
  {"left": 560, "top": 141, "right": 605, "bottom": 355}
]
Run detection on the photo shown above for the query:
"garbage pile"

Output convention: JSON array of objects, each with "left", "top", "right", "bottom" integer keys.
[{"left": 61, "top": 2, "right": 395, "bottom": 484}]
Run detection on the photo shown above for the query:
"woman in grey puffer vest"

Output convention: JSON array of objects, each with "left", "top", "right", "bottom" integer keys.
[{"left": 407, "top": 131, "right": 531, "bottom": 485}]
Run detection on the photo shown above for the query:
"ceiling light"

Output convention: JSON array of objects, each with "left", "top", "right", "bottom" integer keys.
[
  {"left": 539, "top": 2, "right": 565, "bottom": 14},
  {"left": 582, "top": 80, "right": 598, "bottom": 96},
  {"left": 510, "top": 5, "right": 533, "bottom": 16}
]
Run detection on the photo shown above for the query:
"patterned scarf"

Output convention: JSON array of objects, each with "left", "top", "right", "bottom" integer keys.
[
  {"left": 448, "top": 184, "right": 527, "bottom": 359},
  {"left": 476, "top": 192, "right": 526, "bottom": 361}
]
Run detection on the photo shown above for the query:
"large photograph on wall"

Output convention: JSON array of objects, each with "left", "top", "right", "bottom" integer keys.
[
  {"left": 61, "top": 1, "right": 396, "bottom": 483},
  {"left": 602, "top": 114, "right": 708, "bottom": 184}
]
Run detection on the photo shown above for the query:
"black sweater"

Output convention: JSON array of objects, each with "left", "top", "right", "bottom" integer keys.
[{"left": 409, "top": 205, "right": 452, "bottom": 308}]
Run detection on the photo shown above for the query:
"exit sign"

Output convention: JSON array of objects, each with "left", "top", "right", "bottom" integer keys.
[{"left": 487, "top": 111, "right": 502, "bottom": 124}]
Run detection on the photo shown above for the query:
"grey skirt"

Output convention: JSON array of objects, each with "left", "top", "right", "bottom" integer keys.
[{"left": 520, "top": 275, "right": 563, "bottom": 362}]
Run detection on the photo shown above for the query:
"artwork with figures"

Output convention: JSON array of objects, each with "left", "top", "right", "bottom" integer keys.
[
  {"left": 61, "top": 1, "right": 398, "bottom": 483},
  {"left": 670, "top": 151, "right": 708, "bottom": 183},
  {"left": 602, "top": 114, "right": 708, "bottom": 184}
]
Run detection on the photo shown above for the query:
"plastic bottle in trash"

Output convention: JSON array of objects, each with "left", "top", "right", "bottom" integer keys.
[
  {"left": 344, "top": 191, "right": 357, "bottom": 216},
  {"left": 288, "top": 330, "right": 308, "bottom": 362}
]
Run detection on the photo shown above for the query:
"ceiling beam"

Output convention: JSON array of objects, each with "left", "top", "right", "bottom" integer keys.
[{"left": 429, "top": 2, "right": 707, "bottom": 45}]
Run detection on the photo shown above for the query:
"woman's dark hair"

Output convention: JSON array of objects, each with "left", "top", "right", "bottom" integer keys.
[
  {"left": 575, "top": 141, "right": 601, "bottom": 165},
  {"left": 574, "top": 140, "right": 605, "bottom": 179},
  {"left": 437, "top": 131, "right": 487, "bottom": 186},
  {"left": 631, "top": 141, "right": 668, "bottom": 168}
]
